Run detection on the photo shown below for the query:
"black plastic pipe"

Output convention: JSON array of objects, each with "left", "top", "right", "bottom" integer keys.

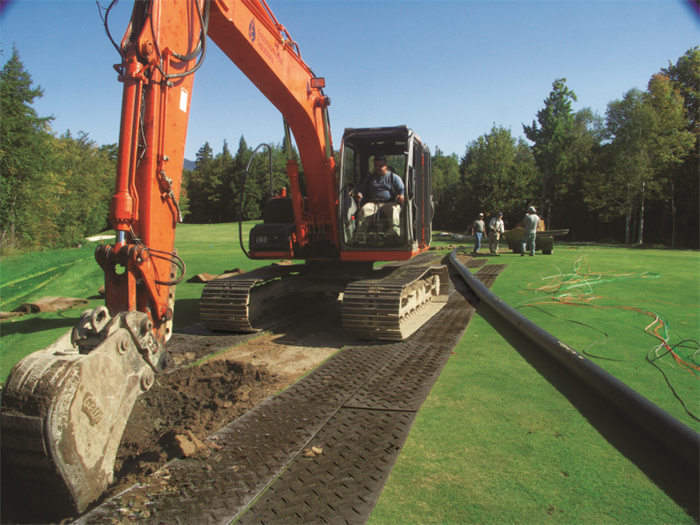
[{"left": 448, "top": 249, "right": 699, "bottom": 469}]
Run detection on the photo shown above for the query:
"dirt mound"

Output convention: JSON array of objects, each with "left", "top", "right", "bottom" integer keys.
[
  {"left": 109, "top": 358, "right": 284, "bottom": 496},
  {"left": 1, "top": 300, "right": 346, "bottom": 524}
]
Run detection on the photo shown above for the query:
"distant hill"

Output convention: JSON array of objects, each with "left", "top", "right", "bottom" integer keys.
[{"left": 183, "top": 159, "right": 196, "bottom": 171}]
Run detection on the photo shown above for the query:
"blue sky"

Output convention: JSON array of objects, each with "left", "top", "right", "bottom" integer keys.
[{"left": 1, "top": 0, "right": 698, "bottom": 161}]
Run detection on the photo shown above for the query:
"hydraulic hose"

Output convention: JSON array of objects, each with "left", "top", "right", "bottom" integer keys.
[
  {"left": 448, "top": 248, "right": 700, "bottom": 470},
  {"left": 239, "top": 143, "right": 273, "bottom": 260}
]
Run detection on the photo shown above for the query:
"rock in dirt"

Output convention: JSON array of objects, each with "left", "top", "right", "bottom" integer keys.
[
  {"left": 108, "top": 359, "right": 282, "bottom": 497},
  {"left": 169, "top": 431, "right": 210, "bottom": 458}
]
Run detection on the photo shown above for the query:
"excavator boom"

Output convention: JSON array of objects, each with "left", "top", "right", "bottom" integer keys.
[{"left": 104, "top": 0, "right": 335, "bottom": 340}]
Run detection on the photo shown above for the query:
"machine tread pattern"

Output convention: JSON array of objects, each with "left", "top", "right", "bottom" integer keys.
[
  {"left": 341, "top": 265, "right": 449, "bottom": 341},
  {"left": 199, "top": 265, "right": 300, "bottom": 332},
  {"left": 77, "top": 255, "right": 503, "bottom": 525}
]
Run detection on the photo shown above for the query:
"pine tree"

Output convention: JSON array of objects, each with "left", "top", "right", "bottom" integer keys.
[
  {"left": 523, "top": 78, "right": 577, "bottom": 229},
  {"left": 0, "top": 46, "right": 54, "bottom": 251}
]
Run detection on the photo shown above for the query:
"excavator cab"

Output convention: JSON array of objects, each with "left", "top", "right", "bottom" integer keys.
[{"left": 338, "top": 126, "right": 433, "bottom": 258}]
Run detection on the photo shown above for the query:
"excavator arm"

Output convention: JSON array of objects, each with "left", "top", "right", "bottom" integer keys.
[
  {"left": 1, "top": 0, "right": 336, "bottom": 517},
  {"left": 104, "top": 0, "right": 335, "bottom": 340}
]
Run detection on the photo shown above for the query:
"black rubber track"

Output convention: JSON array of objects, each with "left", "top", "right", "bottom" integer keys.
[{"left": 75, "top": 254, "right": 501, "bottom": 525}]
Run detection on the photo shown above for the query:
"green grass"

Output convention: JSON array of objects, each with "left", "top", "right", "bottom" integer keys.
[
  {"left": 0, "top": 223, "right": 263, "bottom": 383},
  {"left": 1, "top": 228, "right": 698, "bottom": 523},
  {"left": 370, "top": 243, "right": 699, "bottom": 524},
  {"left": 160, "top": 222, "right": 266, "bottom": 331},
  {"left": 490, "top": 245, "right": 699, "bottom": 428}
]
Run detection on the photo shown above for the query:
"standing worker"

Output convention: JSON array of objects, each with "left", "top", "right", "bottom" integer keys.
[
  {"left": 470, "top": 212, "right": 486, "bottom": 254},
  {"left": 488, "top": 211, "right": 505, "bottom": 255},
  {"left": 520, "top": 206, "right": 540, "bottom": 257}
]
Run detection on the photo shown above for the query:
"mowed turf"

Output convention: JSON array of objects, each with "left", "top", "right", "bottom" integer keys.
[
  {"left": 0, "top": 223, "right": 263, "bottom": 382},
  {"left": 370, "top": 244, "right": 699, "bottom": 524},
  {"left": 1, "top": 229, "right": 698, "bottom": 523}
]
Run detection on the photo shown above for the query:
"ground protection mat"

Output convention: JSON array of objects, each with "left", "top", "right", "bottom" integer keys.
[{"left": 76, "top": 255, "right": 502, "bottom": 525}]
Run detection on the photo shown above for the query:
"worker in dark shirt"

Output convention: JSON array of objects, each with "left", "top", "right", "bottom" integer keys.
[{"left": 470, "top": 212, "right": 485, "bottom": 254}]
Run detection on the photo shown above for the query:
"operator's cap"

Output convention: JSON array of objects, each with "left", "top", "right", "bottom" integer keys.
[{"left": 374, "top": 155, "right": 387, "bottom": 163}]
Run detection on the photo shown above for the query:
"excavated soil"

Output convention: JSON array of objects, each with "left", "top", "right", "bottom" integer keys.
[
  {"left": 1, "top": 298, "right": 350, "bottom": 524},
  {"left": 111, "top": 359, "right": 281, "bottom": 493},
  {"left": 3, "top": 253, "right": 453, "bottom": 523},
  {"left": 108, "top": 297, "right": 348, "bottom": 502}
]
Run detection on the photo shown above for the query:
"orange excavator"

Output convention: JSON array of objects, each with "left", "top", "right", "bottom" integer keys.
[{"left": 0, "top": 0, "right": 448, "bottom": 516}]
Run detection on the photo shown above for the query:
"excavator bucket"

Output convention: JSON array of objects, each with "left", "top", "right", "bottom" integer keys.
[{"left": 1, "top": 307, "right": 170, "bottom": 517}]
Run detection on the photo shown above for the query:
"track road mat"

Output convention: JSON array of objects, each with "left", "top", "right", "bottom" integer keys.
[{"left": 76, "top": 254, "right": 502, "bottom": 525}]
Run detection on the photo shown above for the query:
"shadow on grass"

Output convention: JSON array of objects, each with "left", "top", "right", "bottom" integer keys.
[
  {"left": 172, "top": 298, "right": 202, "bottom": 330},
  {"left": 1, "top": 298, "right": 203, "bottom": 335},
  {"left": 0, "top": 312, "right": 81, "bottom": 336},
  {"left": 477, "top": 303, "right": 699, "bottom": 521}
]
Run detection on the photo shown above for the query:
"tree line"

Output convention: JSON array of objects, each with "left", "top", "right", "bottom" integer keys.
[
  {"left": 1, "top": 47, "right": 116, "bottom": 252},
  {"left": 2, "top": 45, "right": 698, "bottom": 254},
  {"left": 183, "top": 138, "right": 295, "bottom": 224},
  {"left": 432, "top": 47, "right": 698, "bottom": 249}
]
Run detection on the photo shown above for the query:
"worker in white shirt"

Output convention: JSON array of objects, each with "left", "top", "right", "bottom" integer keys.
[{"left": 488, "top": 211, "right": 505, "bottom": 255}]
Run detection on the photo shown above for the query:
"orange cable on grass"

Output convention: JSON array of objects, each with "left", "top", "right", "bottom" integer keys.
[{"left": 518, "top": 256, "right": 699, "bottom": 377}]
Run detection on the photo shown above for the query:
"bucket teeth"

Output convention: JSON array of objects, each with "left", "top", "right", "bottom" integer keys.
[{"left": 0, "top": 310, "right": 164, "bottom": 518}]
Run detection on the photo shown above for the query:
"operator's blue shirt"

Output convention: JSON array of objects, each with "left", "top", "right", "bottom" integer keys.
[{"left": 358, "top": 172, "right": 404, "bottom": 202}]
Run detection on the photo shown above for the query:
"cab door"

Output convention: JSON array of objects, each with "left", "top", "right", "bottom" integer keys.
[{"left": 409, "top": 138, "right": 432, "bottom": 250}]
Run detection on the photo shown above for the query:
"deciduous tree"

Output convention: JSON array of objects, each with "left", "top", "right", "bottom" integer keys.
[
  {"left": 431, "top": 148, "right": 462, "bottom": 230},
  {"left": 556, "top": 108, "right": 604, "bottom": 237},
  {"left": 645, "top": 73, "right": 694, "bottom": 247},
  {"left": 460, "top": 126, "right": 537, "bottom": 228},
  {"left": 591, "top": 89, "right": 654, "bottom": 243},
  {"left": 48, "top": 131, "right": 115, "bottom": 246},
  {"left": 661, "top": 47, "right": 699, "bottom": 248},
  {"left": 662, "top": 46, "right": 699, "bottom": 133}
]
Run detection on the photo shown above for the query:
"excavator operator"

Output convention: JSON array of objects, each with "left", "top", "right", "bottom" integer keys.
[{"left": 354, "top": 155, "right": 405, "bottom": 241}]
